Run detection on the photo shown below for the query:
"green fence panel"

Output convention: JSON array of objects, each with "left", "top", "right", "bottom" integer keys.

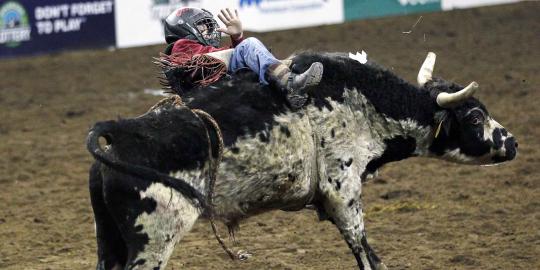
[{"left": 345, "top": 0, "right": 442, "bottom": 21}]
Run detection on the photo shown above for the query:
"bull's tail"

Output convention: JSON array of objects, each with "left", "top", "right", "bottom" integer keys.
[{"left": 86, "top": 121, "right": 207, "bottom": 208}]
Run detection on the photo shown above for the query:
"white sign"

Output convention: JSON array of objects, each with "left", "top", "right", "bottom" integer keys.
[
  {"left": 115, "top": 0, "right": 343, "bottom": 48},
  {"left": 441, "top": 0, "right": 519, "bottom": 10},
  {"left": 231, "top": 0, "right": 344, "bottom": 32},
  {"left": 116, "top": 0, "right": 207, "bottom": 48}
]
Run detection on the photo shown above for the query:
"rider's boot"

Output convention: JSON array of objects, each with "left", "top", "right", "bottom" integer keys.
[{"left": 266, "top": 62, "right": 324, "bottom": 110}]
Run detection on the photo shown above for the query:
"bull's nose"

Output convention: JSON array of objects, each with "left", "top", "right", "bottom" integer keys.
[
  {"left": 515, "top": 141, "right": 518, "bottom": 148},
  {"left": 504, "top": 138, "right": 517, "bottom": 160}
]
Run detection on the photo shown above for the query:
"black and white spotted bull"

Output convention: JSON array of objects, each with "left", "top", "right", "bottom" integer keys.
[{"left": 87, "top": 51, "right": 517, "bottom": 270}]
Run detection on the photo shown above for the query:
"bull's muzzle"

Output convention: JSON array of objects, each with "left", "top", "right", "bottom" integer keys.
[{"left": 492, "top": 137, "right": 518, "bottom": 163}]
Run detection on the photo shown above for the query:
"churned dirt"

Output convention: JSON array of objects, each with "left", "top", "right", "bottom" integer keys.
[{"left": 0, "top": 2, "right": 538, "bottom": 269}]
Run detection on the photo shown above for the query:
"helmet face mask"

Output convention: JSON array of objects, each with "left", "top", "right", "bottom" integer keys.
[
  {"left": 194, "top": 16, "right": 221, "bottom": 47},
  {"left": 164, "top": 8, "right": 221, "bottom": 47}
]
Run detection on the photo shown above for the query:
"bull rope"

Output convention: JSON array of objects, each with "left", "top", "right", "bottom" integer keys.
[
  {"left": 191, "top": 108, "right": 250, "bottom": 261},
  {"left": 150, "top": 92, "right": 247, "bottom": 260}
]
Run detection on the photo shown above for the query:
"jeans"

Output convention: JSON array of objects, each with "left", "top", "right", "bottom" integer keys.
[{"left": 229, "top": 37, "right": 281, "bottom": 85}]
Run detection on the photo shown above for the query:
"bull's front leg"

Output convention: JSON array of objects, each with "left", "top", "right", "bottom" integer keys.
[{"left": 318, "top": 175, "right": 387, "bottom": 270}]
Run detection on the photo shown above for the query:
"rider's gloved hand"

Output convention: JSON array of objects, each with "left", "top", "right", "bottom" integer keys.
[{"left": 217, "top": 8, "right": 243, "bottom": 40}]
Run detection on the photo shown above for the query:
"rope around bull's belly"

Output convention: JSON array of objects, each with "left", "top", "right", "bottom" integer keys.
[
  {"left": 191, "top": 109, "right": 251, "bottom": 261},
  {"left": 150, "top": 95, "right": 249, "bottom": 261}
]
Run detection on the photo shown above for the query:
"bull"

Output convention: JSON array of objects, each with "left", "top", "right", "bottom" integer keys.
[{"left": 87, "top": 52, "right": 517, "bottom": 270}]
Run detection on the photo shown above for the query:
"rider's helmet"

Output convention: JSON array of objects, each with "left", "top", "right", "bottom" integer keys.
[{"left": 164, "top": 7, "right": 221, "bottom": 47}]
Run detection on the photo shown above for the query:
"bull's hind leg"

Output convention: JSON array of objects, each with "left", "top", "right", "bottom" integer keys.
[
  {"left": 106, "top": 181, "right": 201, "bottom": 270},
  {"left": 320, "top": 188, "right": 386, "bottom": 270},
  {"left": 89, "top": 163, "right": 127, "bottom": 270}
]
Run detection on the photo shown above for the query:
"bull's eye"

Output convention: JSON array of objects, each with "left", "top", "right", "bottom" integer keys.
[
  {"left": 466, "top": 109, "right": 485, "bottom": 126},
  {"left": 471, "top": 117, "right": 482, "bottom": 125}
]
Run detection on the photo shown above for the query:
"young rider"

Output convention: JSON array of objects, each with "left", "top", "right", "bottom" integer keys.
[{"left": 163, "top": 7, "right": 323, "bottom": 109}]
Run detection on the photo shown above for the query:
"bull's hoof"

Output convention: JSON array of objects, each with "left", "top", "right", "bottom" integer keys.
[
  {"left": 376, "top": 262, "right": 388, "bottom": 270},
  {"left": 237, "top": 250, "right": 252, "bottom": 261}
]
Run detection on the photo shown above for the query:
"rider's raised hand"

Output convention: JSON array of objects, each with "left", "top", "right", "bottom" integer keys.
[{"left": 217, "top": 8, "right": 243, "bottom": 40}]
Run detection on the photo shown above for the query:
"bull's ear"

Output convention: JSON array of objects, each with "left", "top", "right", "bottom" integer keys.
[
  {"left": 434, "top": 111, "right": 452, "bottom": 138},
  {"left": 441, "top": 116, "right": 452, "bottom": 137}
]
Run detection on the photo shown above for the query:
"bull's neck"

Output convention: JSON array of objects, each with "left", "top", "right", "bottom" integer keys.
[{"left": 343, "top": 83, "right": 437, "bottom": 157}]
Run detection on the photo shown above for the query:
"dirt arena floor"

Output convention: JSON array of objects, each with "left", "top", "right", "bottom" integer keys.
[{"left": 1, "top": 2, "right": 539, "bottom": 269}]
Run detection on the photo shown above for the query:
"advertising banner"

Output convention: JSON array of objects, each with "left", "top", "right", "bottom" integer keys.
[
  {"left": 441, "top": 0, "right": 519, "bottom": 10},
  {"left": 232, "top": 0, "right": 344, "bottom": 32},
  {"left": 0, "top": 0, "right": 115, "bottom": 58},
  {"left": 344, "top": 0, "right": 441, "bottom": 21},
  {"left": 115, "top": 0, "right": 198, "bottom": 48},
  {"left": 115, "top": 0, "right": 344, "bottom": 48}
]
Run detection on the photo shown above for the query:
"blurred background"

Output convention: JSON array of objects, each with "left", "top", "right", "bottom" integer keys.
[{"left": 0, "top": 0, "right": 538, "bottom": 269}]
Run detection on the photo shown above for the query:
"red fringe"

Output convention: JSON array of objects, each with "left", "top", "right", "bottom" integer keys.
[{"left": 160, "top": 52, "right": 227, "bottom": 87}]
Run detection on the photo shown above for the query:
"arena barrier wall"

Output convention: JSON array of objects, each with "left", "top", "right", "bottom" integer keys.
[
  {"left": 0, "top": 0, "right": 115, "bottom": 58},
  {"left": 0, "top": 0, "right": 520, "bottom": 58},
  {"left": 115, "top": 0, "right": 520, "bottom": 49}
]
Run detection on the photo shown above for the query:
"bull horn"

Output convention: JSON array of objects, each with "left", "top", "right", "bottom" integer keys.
[
  {"left": 417, "top": 52, "right": 436, "bottom": 86},
  {"left": 436, "top": 81, "right": 479, "bottom": 108}
]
